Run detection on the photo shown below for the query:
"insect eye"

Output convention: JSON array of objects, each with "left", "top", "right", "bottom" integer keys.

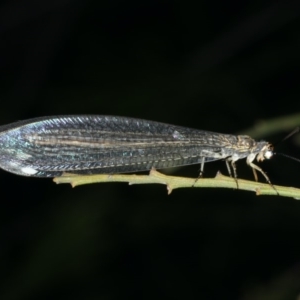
[{"left": 264, "top": 150, "right": 273, "bottom": 159}]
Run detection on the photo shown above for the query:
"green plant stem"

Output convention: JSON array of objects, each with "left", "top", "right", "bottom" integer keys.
[
  {"left": 240, "top": 113, "right": 300, "bottom": 138},
  {"left": 53, "top": 169, "right": 300, "bottom": 199}
]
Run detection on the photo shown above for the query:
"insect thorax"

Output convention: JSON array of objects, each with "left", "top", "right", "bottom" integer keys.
[{"left": 221, "top": 135, "right": 271, "bottom": 162}]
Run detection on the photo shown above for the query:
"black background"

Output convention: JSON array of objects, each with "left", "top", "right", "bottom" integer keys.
[{"left": 1, "top": 1, "right": 300, "bottom": 299}]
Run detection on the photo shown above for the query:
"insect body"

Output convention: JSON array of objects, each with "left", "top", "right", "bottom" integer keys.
[{"left": 0, "top": 115, "right": 274, "bottom": 185}]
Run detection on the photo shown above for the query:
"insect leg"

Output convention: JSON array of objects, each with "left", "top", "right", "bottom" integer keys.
[
  {"left": 225, "top": 159, "right": 239, "bottom": 189},
  {"left": 248, "top": 162, "right": 278, "bottom": 195},
  {"left": 231, "top": 160, "right": 239, "bottom": 189},
  {"left": 252, "top": 168, "right": 258, "bottom": 182},
  {"left": 225, "top": 159, "right": 232, "bottom": 177},
  {"left": 193, "top": 157, "right": 205, "bottom": 187},
  {"left": 199, "top": 157, "right": 205, "bottom": 177}
]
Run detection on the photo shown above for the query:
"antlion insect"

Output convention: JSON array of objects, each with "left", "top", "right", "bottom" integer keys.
[{"left": 0, "top": 115, "right": 279, "bottom": 190}]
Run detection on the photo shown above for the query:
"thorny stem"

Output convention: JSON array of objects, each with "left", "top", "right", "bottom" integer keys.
[{"left": 53, "top": 169, "right": 300, "bottom": 199}]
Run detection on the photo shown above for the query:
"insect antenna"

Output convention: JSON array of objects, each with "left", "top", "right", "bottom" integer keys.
[
  {"left": 273, "top": 126, "right": 300, "bottom": 163},
  {"left": 275, "top": 153, "right": 300, "bottom": 163},
  {"left": 274, "top": 127, "right": 299, "bottom": 146}
]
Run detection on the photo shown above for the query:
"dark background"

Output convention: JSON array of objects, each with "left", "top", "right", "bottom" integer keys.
[{"left": 1, "top": 1, "right": 300, "bottom": 299}]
